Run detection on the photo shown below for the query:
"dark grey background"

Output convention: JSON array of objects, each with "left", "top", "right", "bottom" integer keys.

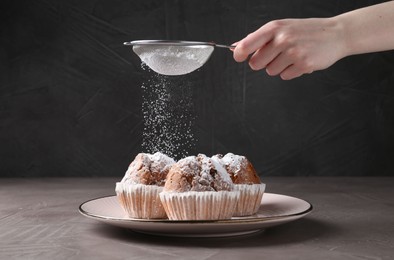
[{"left": 1, "top": 0, "right": 393, "bottom": 177}]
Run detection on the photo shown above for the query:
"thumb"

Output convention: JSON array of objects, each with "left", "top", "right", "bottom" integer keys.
[{"left": 229, "top": 41, "right": 239, "bottom": 52}]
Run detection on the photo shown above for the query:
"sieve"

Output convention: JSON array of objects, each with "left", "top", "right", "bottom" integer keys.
[{"left": 124, "top": 40, "right": 235, "bottom": 76}]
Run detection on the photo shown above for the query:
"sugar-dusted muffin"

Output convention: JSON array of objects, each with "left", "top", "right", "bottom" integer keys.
[
  {"left": 115, "top": 152, "right": 175, "bottom": 219},
  {"left": 212, "top": 153, "right": 265, "bottom": 216},
  {"left": 159, "top": 154, "right": 240, "bottom": 220}
]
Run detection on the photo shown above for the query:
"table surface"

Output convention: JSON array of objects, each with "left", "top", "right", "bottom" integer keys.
[{"left": 1, "top": 177, "right": 393, "bottom": 260}]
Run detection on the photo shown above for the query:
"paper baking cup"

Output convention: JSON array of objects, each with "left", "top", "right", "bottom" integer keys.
[
  {"left": 115, "top": 182, "right": 167, "bottom": 219},
  {"left": 233, "top": 183, "right": 266, "bottom": 216},
  {"left": 159, "top": 190, "right": 240, "bottom": 220}
]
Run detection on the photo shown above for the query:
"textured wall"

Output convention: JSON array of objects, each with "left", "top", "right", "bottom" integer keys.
[{"left": 1, "top": 0, "right": 393, "bottom": 177}]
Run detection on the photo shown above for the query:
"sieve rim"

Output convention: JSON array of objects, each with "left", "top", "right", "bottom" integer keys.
[{"left": 124, "top": 40, "right": 216, "bottom": 47}]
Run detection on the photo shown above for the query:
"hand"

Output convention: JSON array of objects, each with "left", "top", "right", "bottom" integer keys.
[{"left": 233, "top": 18, "right": 346, "bottom": 80}]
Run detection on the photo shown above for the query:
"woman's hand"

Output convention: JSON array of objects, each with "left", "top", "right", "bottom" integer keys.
[
  {"left": 233, "top": 1, "right": 394, "bottom": 80},
  {"left": 233, "top": 18, "right": 346, "bottom": 80}
]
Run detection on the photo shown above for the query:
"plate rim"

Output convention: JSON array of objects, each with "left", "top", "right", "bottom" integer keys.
[{"left": 79, "top": 193, "right": 313, "bottom": 224}]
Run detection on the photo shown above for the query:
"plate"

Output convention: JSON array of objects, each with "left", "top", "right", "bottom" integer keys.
[{"left": 79, "top": 193, "right": 312, "bottom": 237}]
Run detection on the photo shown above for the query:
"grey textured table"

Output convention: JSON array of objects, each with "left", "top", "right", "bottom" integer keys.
[{"left": 1, "top": 177, "right": 393, "bottom": 260}]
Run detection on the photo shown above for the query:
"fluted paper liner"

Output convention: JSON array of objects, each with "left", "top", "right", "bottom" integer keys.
[
  {"left": 233, "top": 183, "right": 266, "bottom": 216},
  {"left": 159, "top": 191, "right": 240, "bottom": 220},
  {"left": 115, "top": 182, "right": 167, "bottom": 219}
]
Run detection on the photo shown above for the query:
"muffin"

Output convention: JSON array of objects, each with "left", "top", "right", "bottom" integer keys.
[
  {"left": 212, "top": 153, "right": 265, "bottom": 216},
  {"left": 159, "top": 154, "right": 240, "bottom": 220},
  {"left": 115, "top": 152, "right": 175, "bottom": 219}
]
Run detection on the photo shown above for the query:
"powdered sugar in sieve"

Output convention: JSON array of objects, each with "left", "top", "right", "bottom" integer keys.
[
  {"left": 132, "top": 45, "right": 214, "bottom": 76},
  {"left": 124, "top": 40, "right": 235, "bottom": 76}
]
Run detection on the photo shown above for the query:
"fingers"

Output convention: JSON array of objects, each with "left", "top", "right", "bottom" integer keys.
[
  {"left": 248, "top": 41, "right": 281, "bottom": 71},
  {"left": 279, "top": 65, "right": 308, "bottom": 80},
  {"left": 232, "top": 19, "right": 321, "bottom": 80},
  {"left": 233, "top": 23, "right": 275, "bottom": 62},
  {"left": 265, "top": 52, "right": 293, "bottom": 76},
  {"left": 235, "top": 38, "right": 313, "bottom": 80}
]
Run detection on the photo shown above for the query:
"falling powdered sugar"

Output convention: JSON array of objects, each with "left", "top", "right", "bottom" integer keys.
[{"left": 141, "top": 68, "right": 196, "bottom": 160}]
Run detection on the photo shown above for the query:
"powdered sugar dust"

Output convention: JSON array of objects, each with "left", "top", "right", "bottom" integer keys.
[{"left": 140, "top": 63, "right": 196, "bottom": 160}]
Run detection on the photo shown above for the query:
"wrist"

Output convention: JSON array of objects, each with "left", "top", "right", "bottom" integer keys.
[{"left": 328, "top": 15, "right": 350, "bottom": 60}]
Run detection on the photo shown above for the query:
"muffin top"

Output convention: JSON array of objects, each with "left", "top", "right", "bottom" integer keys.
[
  {"left": 164, "top": 154, "right": 234, "bottom": 192},
  {"left": 120, "top": 152, "right": 175, "bottom": 186},
  {"left": 213, "top": 153, "right": 261, "bottom": 184}
]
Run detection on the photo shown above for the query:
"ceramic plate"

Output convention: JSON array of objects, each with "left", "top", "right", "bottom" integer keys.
[{"left": 79, "top": 193, "right": 312, "bottom": 237}]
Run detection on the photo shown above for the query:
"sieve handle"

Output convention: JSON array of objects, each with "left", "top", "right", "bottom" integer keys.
[{"left": 214, "top": 44, "right": 236, "bottom": 49}]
